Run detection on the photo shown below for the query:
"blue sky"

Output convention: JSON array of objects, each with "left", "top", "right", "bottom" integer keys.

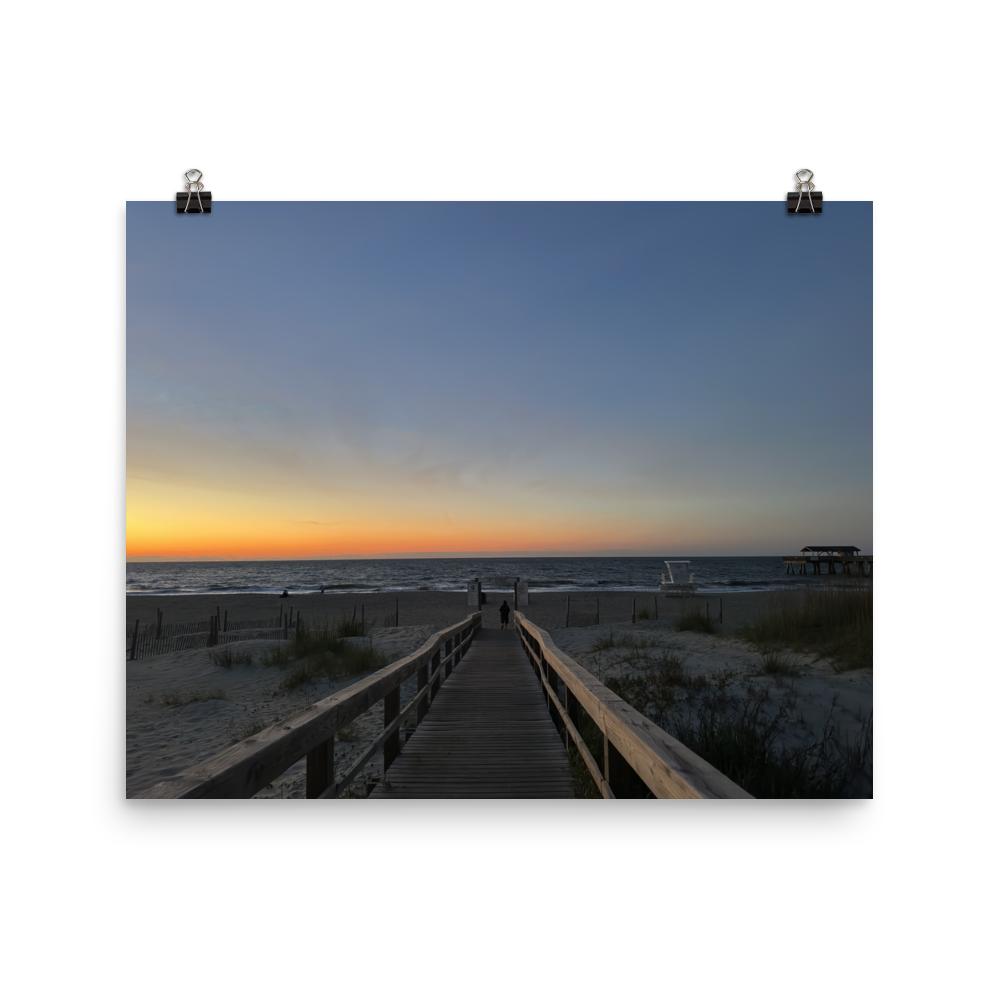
[{"left": 126, "top": 201, "right": 872, "bottom": 557}]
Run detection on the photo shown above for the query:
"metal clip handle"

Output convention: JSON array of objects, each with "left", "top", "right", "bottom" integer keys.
[
  {"left": 793, "top": 169, "right": 816, "bottom": 213},
  {"left": 183, "top": 169, "right": 206, "bottom": 213}
]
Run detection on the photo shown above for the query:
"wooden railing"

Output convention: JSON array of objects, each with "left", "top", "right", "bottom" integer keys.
[
  {"left": 135, "top": 612, "right": 482, "bottom": 799},
  {"left": 514, "top": 612, "right": 752, "bottom": 799}
]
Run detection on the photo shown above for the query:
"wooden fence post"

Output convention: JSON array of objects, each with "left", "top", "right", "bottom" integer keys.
[
  {"left": 632, "top": 598, "right": 636, "bottom": 624},
  {"left": 223, "top": 609, "right": 227, "bottom": 633},
  {"left": 129, "top": 619, "right": 140, "bottom": 660}
]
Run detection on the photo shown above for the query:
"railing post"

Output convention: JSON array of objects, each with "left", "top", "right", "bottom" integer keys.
[
  {"left": 306, "top": 737, "right": 336, "bottom": 798},
  {"left": 444, "top": 637, "right": 453, "bottom": 678},
  {"left": 566, "top": 688, "right": 580, "bottom": 754},
  {"left": 431, "top": 649, "right": 442, "bottom": 700},
  {"left": 384, "top": 685, "right": 401, "bottom": 772},
  {"left": 604, "top": 733, "right": 630, "bottom": 799},
  {"left": 417, "top": 658, "right": 429, "bottom": 723},
  {"left": 604, "top": 732, "right": 646, "bottom": 798},
  {"left": 546, "top": 661, "right": 561, "bottom": 730}
]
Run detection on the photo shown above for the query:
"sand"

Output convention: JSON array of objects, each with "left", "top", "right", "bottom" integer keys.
[
  {"left": 127, "top": 588, "right": 775, "bottom": 636},
  {"left": 125, "top": 589, "right": 872, "bottom": 798}
]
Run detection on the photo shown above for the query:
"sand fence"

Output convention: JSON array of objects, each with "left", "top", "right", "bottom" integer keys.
[{"left": 126, "top": 600, "right": 402, "bottom": 660}]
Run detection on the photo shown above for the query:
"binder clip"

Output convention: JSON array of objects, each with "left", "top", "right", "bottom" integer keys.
[
  {"left": 176, "top": 169, "right": 211, "bottom": 214},
  {"left": 787, "top": 169, "right": 822, "bottom": 214}
]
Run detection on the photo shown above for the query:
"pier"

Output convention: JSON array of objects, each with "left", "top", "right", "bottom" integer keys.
[{"left": 783, "top": 546, "right": 872, "bottom": 576}]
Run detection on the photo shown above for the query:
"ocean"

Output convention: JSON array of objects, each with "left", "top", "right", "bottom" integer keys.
[{"left": 125, "top": 556, "right": 814, "bottom": 597}]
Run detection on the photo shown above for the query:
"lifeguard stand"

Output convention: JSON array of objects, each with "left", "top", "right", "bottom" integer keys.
[{"left": 659, "top": 560, "right": 696, "bottom": 594}]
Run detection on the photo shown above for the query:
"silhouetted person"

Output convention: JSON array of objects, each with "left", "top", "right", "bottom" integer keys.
[
  {"left": 280, "top": 589, "right": 289, "bottom": 598},
  {"left": 499, "top": 600, "right": 510, "bottom": 629}
]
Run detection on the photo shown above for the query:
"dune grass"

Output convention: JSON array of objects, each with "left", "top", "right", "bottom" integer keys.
[
  {"left": 208, "top": 646, "right": 253, "bottom": 668},
  {"left": 226, "top": 708, "right": 277, "bottom": 744},
  {"left": 259, "top": 615, "right": 392, "bottom": 690},
  {"left": 739, "top": 584, "right": 872, "bottom": 671},
  {"left": 675, "top": 608, "right": 716, "bottom": 634},
  {"left": 588, "top": 628, "right": 661, "bottom": 654},
  {"left": 569, "top": 629, "right": 874, "bottom": 799},
  {"left": 153, "top": 687, "right": 227, "bottom": 707},
  {"left": 668, "top": 692, "right": 872, "bottom": 798},
  {"left": 600, "top": 666, "right": 871, "bottom": 797},
  {"left": 751, "top": 647, "right": 802, "bottom": 677}
]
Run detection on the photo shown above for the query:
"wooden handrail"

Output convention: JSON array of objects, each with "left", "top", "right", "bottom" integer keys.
[
  {"left": 135, "top": 612, "right": 482, "bottom": 799},
  {"left": 514, "top": 612, "right": 752, "bottom": 799}
]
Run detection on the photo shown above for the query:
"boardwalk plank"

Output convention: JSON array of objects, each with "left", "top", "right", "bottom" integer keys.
[{"left": 371, "top": 629, "right": 574, "bottom": 799}]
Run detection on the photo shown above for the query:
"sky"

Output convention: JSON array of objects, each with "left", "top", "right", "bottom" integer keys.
[{"left": 126, "top": 202, "right": 872, "bottom": 559}]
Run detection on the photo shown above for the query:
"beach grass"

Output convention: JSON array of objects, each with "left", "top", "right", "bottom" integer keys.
[
  {"left": 739, "top": 584, "right": 872, "bottom": 671},
  {"left": 569, "top": 650, "right": 874, "bottom": 799},
  {"left": 668, "top": 693, "right": 873, "bottom": 798},
  {"left": 751, "top": 647, "right": 802, "bottom": 677},
  {"left": 588, "top": 627, "right": 661, "bottom": 654},
  {"left": 153, "top": 687, "right": 228, "bottom": 707},
  {"left": 260, "top": 616, "right": 393, "bottom": 690},
  {"left": 208, "top": 646, "right": 253, "bottom": 668},
  {"left": 226, "top": 708, "right": 275, "bottom": 744},
  {"left": 675, "top": 608, "right": 716, "bottom": 633}
]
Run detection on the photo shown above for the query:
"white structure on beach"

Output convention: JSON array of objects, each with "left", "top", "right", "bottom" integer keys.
[{"left": 660, "top": 560, "right": 696, "bottom": 593}]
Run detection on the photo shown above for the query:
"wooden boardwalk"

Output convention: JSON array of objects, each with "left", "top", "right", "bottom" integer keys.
[{"left": 370, "top": 628, "right": 575, "bottom": 798}]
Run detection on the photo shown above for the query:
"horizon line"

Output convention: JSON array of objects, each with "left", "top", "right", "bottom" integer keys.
[{"left": 124, "top": 549, "right": 857, "bottom": 563}]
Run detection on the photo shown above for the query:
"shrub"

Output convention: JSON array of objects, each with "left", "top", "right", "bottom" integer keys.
[
  {"left": 739, "top": 585, "right": 872, "bottom": 671},
  {"left": 208, "top": 646, "right": 253, "bottom": 668},
  {"left": 676, "top": 609, "right": 716, "bottom": 634}
]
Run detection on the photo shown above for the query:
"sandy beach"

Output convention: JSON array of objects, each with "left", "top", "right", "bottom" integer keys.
[
  {"left": 127, "top": 588, "right": 778, "bottom": 636},
  {"left": 126, "top": 589, "right": 872, "bottom": 798}
]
